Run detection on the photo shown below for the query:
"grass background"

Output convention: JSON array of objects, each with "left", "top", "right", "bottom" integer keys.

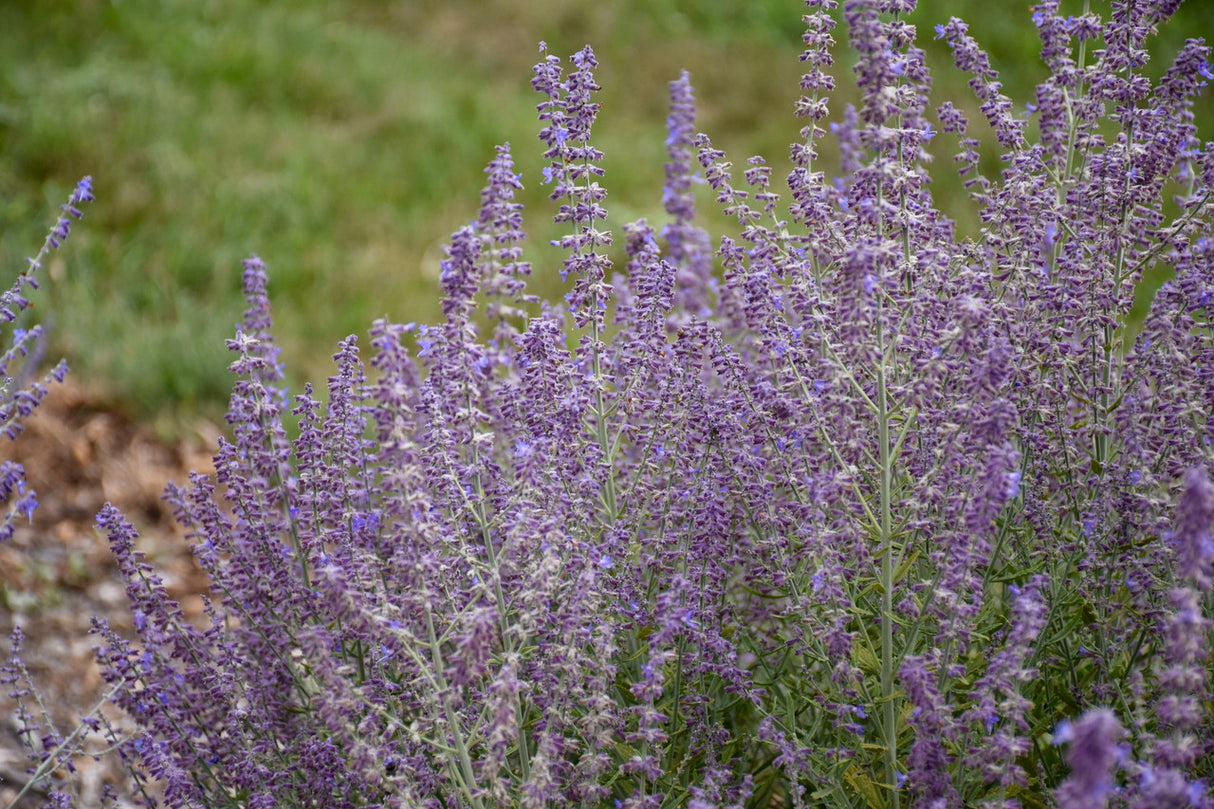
[{"left": 2, "top": 0, "right": 1211, "bottom": 436}]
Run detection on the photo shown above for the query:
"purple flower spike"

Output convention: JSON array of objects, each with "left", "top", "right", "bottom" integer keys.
[
  {"left": 2, "top": 179, "right": 93, "bottom": 548},
  {"left": 1054, "top": 709, "right": 1127, "bottom": 809},
  {"left": 532, "top": 44, "right": 612, "bottom": 331},
  {"left": 1173, "top": 466, "right": 1214, "bottom": 590}
]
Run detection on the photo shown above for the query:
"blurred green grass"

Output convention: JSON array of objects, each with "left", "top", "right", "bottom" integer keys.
[{"left": 2, "top": 0, "right": 1211, "bottom": 435}]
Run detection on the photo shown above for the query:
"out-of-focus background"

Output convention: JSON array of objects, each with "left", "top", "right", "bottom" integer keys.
[{"left": 2, "top": 0, "right": 1212, "bottom": 433}]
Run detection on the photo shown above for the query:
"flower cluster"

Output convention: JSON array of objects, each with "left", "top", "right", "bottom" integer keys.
[
  {"left": 1, "top": 177, "right": 92, "bottom": 539},
  {"left": 8, "top": 1, "right": 1214, "bottom": 807}
]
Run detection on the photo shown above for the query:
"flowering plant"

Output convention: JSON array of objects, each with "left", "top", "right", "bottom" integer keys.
[
  {"left": 6, "top": 1, "right": 1214, "bottom": 807},
  {"left": 1, "top": 177, "right": 93, "bottom": 541},
  {"left": 0, "top": 175, "right": 97, "bottom": 806}
]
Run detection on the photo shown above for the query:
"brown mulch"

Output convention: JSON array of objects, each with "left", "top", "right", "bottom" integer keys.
[{"left": 0, "top": 380, "right": 221, "bottom": 807}]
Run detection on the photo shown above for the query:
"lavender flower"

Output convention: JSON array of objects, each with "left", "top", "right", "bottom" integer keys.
[
  {"left": 1172, "top": 466, "right": 1214, "bottom": 590},
  {"left": 532, "top": 43, "right": 612, "bottom": 328},
  {"left": 1, "top": 176, "right": 94, "bottom": 324},
  {"left": 11, "top": 4, "right": 1214, "bottom": 808},
  {"left": 1128, "top": 467, "right": 1214, "bottom": 807},
  {"left": 1, "top": 178, "right": 91, "bottom": 542},
  {"left": 1054, "top": 709, "right": 1128, "bottom": 809},
  {"left": 661, "top": 70, "right": 716, "bottom": 324},
  {"left": 961, "top": 575, "right": 1048, "bottom": 795}
]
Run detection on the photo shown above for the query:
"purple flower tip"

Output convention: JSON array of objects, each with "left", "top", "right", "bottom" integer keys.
[{"left": 18, "top": 492, "right": 37, "bottom": 520}]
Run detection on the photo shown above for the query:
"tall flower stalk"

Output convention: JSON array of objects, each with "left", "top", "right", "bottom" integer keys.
[{"left": 6, "top": 2, "right": 1214, "bottom": 808}]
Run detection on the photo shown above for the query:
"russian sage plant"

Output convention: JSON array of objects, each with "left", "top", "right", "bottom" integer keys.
[
  {"left": 9, "top": 0, "right": 1214, "bottom": 807},
  {"left": 1, "top": 177, "right": 92, "bottom": 541},
  {"left": 1, "top": 177, "right": 101, "bottom": 806}
]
